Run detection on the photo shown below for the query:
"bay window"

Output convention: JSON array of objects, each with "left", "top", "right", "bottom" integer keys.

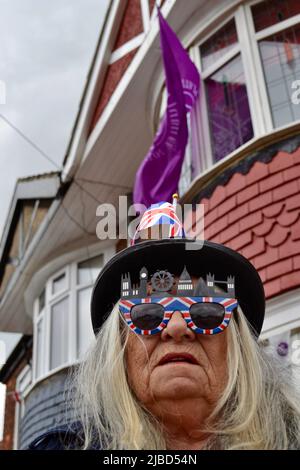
[
  {"left": 175, "top": 0, "right": 300, "bottom": 192},
  {"left": 32, "top": 253, "right": 105, "bottom": 382}
]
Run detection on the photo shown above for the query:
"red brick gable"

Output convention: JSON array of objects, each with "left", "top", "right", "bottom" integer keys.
[
  {"left": 113, "top": 0, "right": 143, "bottom": 50},
  {"left": 90, "top": 49, "right": 138, "bottom": 130},
  {"left": 186, "top": 148, "right": 300, "bottom": 299},
  {"left": 90, "top": 0, "right": 167, "bottom": 132}
]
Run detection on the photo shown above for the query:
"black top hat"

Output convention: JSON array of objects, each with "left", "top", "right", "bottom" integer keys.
[{"left": 91, "top": 237, "right": 265, "bottom": 337}]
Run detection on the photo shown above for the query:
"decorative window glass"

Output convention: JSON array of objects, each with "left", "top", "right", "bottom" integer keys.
[
  {"left": 258, "top": 23, "right": 300, "bottom": 127},
  {"left": 201, "top": 19, "right": 238, "bottom": 70},
  {"left": 205, "top": 54, "right": 254, "bottom": 162},
  {"left": 251, "top": 0, "right": 300, "bottom": 32}
]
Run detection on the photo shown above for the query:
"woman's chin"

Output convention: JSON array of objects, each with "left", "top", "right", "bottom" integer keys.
[{"left": 150, "top": 372, "right": 204, "bottom": 400}]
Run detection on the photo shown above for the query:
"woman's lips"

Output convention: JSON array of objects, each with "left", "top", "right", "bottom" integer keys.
[{"left": 158, "top": 352, "right": 198, "bottom": 366}]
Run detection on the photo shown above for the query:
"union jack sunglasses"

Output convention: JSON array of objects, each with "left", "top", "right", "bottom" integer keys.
[{"left": 119, "top": 296, "right": 238, "bottom": 335}]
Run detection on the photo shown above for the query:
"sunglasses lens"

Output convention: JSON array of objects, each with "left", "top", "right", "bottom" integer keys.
[
  {"left": 190, "top": 303, "right": 225, "bottom": 329},
  {"left": 130, "top": 304, "right": 164, "bottom": 330}
]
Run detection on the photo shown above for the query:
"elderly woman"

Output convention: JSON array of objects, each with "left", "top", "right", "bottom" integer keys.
[{"left": 30, "top": 201, "right": 300, "bottom": 450}]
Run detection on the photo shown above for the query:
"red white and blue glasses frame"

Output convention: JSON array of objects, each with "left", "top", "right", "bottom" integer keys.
[{"left": 119, "top": 296, "right": 238, "bottom": 336}]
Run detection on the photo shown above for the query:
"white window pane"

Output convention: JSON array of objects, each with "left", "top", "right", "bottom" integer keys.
[
  {"left": 18, "top": 367, "right": 32, "bottom": 393},
  {"left": 77, "top": 288, "right": 95, "bottom": 358},
  {"left": 52, "top": 272, "right": 67, "bottom": 295},
  {"left": 77, "top": 255, "right": 103, "bottom": 285},
  {"left": 36, "top": 318, "right": 44, "bottom": 378},
  {"left": 50, "top": 297, "right": 69, "bottom": 370}
]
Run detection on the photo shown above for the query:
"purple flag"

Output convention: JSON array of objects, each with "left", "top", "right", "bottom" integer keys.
[{"left": 133, "top": 9, "right": 200, "bottom": 207}]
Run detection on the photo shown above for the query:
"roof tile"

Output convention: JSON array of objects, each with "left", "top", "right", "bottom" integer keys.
[
  {"left": 237, "top": 183, "right": 259, "bottom": 204},
  {"left": 239, "top": 211, "right": 262, "bottom": 231},
  {"left": 209, "top": 185, "right": 227, "bottom": 210},
  {"left": 263, "top": 202, "right": 284, "bottom": 218},
  {"left": 269, "top": 152, "right": 294, "bottom": 174},
  {"left": 265, "top": 224, "right": 289, "bottom": 247},
  {"left": 272, "top": 180, "right": 298, "bottom": 202},
  {"left": 241, "top": 236, "right": 265, "bottom": 259},
  {"left": 246, "top": 161, "right": 269, "bottom": 185},
  {"left": 225, "top": 172, "right": 246, "bottom": 197},
  {"left": 280, "top": 270, "right": 300, "bottom": 291},
  {"left": 253, "top": 245, "right": 279, "bottom": 269},
  {"left": 228, "top": 202, "right": 249, "bottom": 224},
  {"left": 259, "top": 172, "right": 283, "bottom": 193},
  {"left": 266, "top": 258, "right": 293, "bottom": 281},
  {"left": 227, "top": 231, "right": 252, "bottom": 250}
]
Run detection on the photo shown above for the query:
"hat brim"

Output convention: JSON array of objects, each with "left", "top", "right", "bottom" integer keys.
[{"left": 91, "top": 238, "right": 265, "bottom": 336}]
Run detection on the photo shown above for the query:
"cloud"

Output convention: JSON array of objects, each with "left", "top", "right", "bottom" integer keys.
[{"left": 0, "top": 0, "right": 110, "bottom": 235}]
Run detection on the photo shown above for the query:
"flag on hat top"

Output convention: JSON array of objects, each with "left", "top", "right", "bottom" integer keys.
[
  {"left": 133, "top": 8, "right": 200, "bottom": 208},
  {"left": 131, "top": 194, "right": 185, "bottom": 245}
]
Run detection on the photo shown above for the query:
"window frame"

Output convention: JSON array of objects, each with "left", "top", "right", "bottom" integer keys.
[
  {"left": 186, "top": 0, "right": 300, "bottom": 178},
  {"left": 32, "top": 304, "right": 46, "bottom": 381}
]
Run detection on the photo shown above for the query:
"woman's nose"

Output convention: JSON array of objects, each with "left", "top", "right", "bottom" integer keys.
[{"left": 160, "top": 310, "right": 195, "bottom": 342}]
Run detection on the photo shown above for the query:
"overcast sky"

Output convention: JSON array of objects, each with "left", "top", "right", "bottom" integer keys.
[{"left": 0, "top": 0, "right": 110, "bottom": 236}]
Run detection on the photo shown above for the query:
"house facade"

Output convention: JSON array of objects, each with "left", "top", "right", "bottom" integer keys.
[{"left": 0, "top": 0, "right": 300, "bottom": 449}]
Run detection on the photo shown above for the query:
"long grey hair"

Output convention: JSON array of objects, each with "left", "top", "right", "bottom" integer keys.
[{"left": 69, "top": 302, "right": 300, "bottom": 450}]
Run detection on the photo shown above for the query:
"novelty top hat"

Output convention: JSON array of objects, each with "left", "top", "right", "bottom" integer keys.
[{"left": 91, "top": 195, "right": 265, "bottom": 336}]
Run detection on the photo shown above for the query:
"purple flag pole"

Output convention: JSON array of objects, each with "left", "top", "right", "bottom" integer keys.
[{"left": 133, "top": 8, "right": 200, "bottom": 208}]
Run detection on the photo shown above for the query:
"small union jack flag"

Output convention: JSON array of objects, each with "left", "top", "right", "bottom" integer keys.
[{"left": 132, "top": 201, "right": 185, "bottom": 245}]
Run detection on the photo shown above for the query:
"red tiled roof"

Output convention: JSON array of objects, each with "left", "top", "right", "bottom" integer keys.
[{"left": 186, "top": 147, "right": 300, "bottom": 299}]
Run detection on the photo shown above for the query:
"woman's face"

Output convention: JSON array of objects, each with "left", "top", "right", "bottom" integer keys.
[{"left": 125, "top": 285, "right": 229, "bottom": 421}]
